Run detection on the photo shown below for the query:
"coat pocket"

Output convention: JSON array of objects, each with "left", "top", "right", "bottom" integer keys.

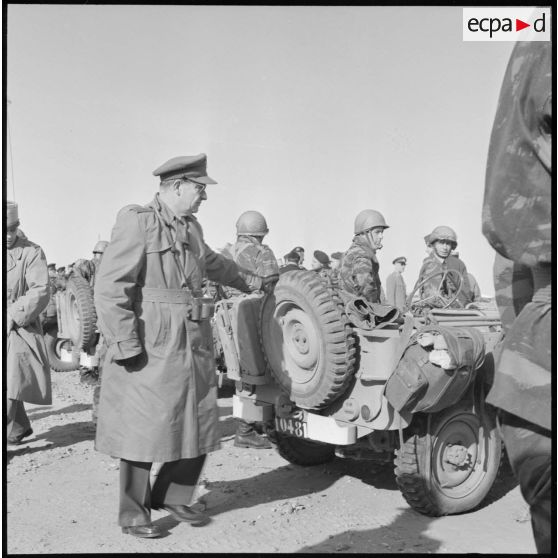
[{"left": 137, "top": 302, "right": 171, "bottom": 356}]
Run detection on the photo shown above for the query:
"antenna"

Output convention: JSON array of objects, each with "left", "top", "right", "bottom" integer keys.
[{"left": 7, "top": 99, "right": 16, "bottom": 201}]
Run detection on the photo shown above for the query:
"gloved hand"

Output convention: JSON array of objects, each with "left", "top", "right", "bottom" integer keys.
[{"left": 261, "top": 274, "right": 279, "bottom": 294}]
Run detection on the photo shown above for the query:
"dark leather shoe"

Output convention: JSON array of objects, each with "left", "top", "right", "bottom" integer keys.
[
  {"left": 8, "top": 428, "right": 33, "bottom": 445},
  {"left": 157, "top": 504, "right": 210, "bottom": 526},
  {"left": 234, "top": 430, "right": 272, "bottom": 449},
  {"left": 121, "top": 524, "right": 163, "bottom": 538}
]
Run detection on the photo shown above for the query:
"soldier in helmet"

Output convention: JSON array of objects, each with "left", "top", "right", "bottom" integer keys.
[
  {"left": 339, "top": 209, "right": 389, "bottom": 303},
  {"left": 413, "top": 226, "right": 472, "bottom": 308},
  {"left": 224, "top": 210, "right": 279, "bottom": 449},
  {"left": 73, "top": 239, "right": 110, "bottom": 288}
]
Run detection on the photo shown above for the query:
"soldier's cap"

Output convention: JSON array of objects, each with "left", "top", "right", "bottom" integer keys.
[
  {"left": 57, "top": 266, "right": 66, "bottom": 272},
  {"left": 152, "top": 154, "right": 217, "bottom": 184},
  {"left": 6, "top": 200, "right": 19, "bottom": 228},
  {"left": 313, "top": 250, "right": 330, "bottom": 265},
  {"left": 293, "top": 246, "right": 304, "bottom": 253},
  {"left": 48, "top": 263, "right": 56, "bottom": 269},
  {"left": 392, "top": 256, "right": 407, "bottom": 265},
  {"left": 330, "top": 251, "right": 343, "bottom": 260}
]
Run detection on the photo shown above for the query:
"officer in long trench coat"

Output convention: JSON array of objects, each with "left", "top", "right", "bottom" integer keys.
[
  {"left": 94, "top": 154, "right": 277, "bottom": 539},
  {"left": 6, "top": 201, "right": 52, "bottom": 445}
]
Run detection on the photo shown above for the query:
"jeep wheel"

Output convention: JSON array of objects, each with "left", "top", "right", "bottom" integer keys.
[
  {"left": 260, "top": 270, "right": 356, "bottom": 409},
  {"left": 65, "top": 276, "right": 97, "bottom": 350},
  {"left": 272, "top": 432, "right": 335, "bottom": 466},
  {"left": 394, "top": 402, "right": 502, "bottom": 516},
  {"left": 44, "top": 326, "right": 79, "bottom": 372}
]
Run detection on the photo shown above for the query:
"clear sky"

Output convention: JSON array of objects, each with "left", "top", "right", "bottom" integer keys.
[{"left": 6, "top": 5, "right": 515, "bottom": 296}]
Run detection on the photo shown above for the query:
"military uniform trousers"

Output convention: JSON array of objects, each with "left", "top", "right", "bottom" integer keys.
[
  {"left": 497, "top": 410, "right": 551, "bottom": 554},
  {"left": 7, "top": 399, "right": 32, "bottom": 440},
  {"left": 119, "top": 455, "right": 206, "bottom": 527}
]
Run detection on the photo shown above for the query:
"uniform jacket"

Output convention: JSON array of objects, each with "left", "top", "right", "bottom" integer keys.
[
  {"left": 482, "top": 42, "right": 551, "bottom": 431},
  {"left": 338, "top": 236, "right": 382, "bottom": 303},
  {"left": 467, "top": 273, "right": 481, "bottom": 302},
  {"left": 6, "top": 235, "right": 52, "bottom": 404},
  {"left": 94, "top": 194, "right": 253, "bottom": 462},
  {"left": 414, "top": 253, "right": 472, "bottom": 308},
  {"left": 223, "top": 236, "right": 278, "bottom": 295},
  {"left": 385, "top": 271, "right": 407, "bottom": 310}
]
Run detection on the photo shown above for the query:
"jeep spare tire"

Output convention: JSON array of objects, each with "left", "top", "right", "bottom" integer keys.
[
  {"left": 260, "top": 270, "right": 356, "bottom": 409},
  {"left": 44, "top": 325, "right": 80, "bottom": 372},
  {"left": 65, "top": 275, "right": 97, "bottom": 350}
]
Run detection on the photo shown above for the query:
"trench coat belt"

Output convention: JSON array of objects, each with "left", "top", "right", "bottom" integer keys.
[{"left": 137, "top": 287, "right": 193, "bottom": 304}]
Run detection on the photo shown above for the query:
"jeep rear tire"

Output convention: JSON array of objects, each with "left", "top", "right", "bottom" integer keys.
[
  {"left": 65, "top": 276, "right": 97, "bottom": 350},
  {"left": 394, "top": 401, "right": 502, "bottom": 516},
  {"left": 260, "top": 270, "right": 356, "bottom": 409},
  {"left": 272, "top": 432, "right": 335, "bottom": 466},
  {"left": 44, "top": 325, "right": 79, "bottom": 372}
]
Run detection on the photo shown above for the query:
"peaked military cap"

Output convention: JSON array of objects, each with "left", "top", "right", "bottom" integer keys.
[
  {"left": 6, "top": 200, "right": 19, "bottom": 227},
  {"left": 314, "top": 250, "right": 330, "bottom": 265},
  {"left": 47, "top": 263, "right": 56, "bottom": 269},
  {"left": 392, "top": 256, "right": 407, "bottom": 265},
  {"left": 152, "top": 153, "right": 217, "bottom": 184},
  {"left": 330, "top": 251, "right": 343, "bottom": 260},
  {"left": 285, "top": 250, "right": 300, "bottom": 262},
  {"left": 293, "top": 246, "right": 304, "bottom": 253}
]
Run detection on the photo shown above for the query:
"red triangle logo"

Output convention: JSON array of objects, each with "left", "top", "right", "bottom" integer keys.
[{"left": 516, "top": 19, "right": 530, "bottom": 31}]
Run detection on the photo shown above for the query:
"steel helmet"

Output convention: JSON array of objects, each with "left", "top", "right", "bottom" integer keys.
[
  {"left": 236, "top": 210, "right": 269, "bottom": 237},
  {"left": 93, "top": 240, "right": 109, "bottom": 254},
  {"left": 354, "top": 209, "right": 389, "bottom": 235},
  {"left": 429, "top": 225, "right": 458, "bottom": 247}
]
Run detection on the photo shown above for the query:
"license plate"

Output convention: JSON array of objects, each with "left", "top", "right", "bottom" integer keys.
[{"left": 275, "top": 415, "right": 307, "bottom": 438}]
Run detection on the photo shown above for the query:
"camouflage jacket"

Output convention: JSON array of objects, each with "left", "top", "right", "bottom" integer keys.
[
  {"left": 413, "top": 253, "right": 472, "bottom": 308},
  {"left": 482, "top": 41, "right": 551, "bottom": 267},
  {"left": 338, "top": 236, "right": 381, "bottom": 303},
  {"left": 483, "top": 42, "right": 552, "bottom": 430},
  {"left": 223, "top": 236, "right": 279, "bottom": 296}
]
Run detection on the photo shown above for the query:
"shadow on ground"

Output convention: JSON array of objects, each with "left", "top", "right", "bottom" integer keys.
[
  {"left": 296, "top": 508, "right": 440, "bottom": 553},
  {"left": 26, "top": 403, "right": 91, "bottom": 421},
  {"left": 6, "top": 421, "right": 95, "bottom": 463},
  {"left": 203, "top": 457, "right": 397, "bottom": 517}
]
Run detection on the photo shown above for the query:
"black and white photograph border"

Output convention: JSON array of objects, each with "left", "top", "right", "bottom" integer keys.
[{"left": 5, "top": 4, "right": 552, "bottom": 554}]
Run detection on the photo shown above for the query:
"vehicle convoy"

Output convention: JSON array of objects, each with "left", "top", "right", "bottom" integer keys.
[
  {"left": 41, "top": 274, "right": 100, "bottom": 373},
  {"left": 215, "top": 269, "right": 504, "bottom": 516}
]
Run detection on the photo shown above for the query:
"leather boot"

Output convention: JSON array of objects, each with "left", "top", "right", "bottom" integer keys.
[{"left": 234, "top": 420, "right": 272, "bottom": 449}]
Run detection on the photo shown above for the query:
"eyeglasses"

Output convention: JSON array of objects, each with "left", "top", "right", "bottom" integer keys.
[{"left": 185, "top": 180, "right": 206, "bottom": 194}]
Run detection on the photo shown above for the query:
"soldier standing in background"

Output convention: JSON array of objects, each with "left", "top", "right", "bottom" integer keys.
[
  {"left": 6, "top": 201, "right": 52, "bottom": 445},
  {"left": 223, "top": 210, "right": 279, "bottom": 449},
  {"left": 385, "top": 256, "right": 407, "bottom": 311},
  {"left": 310, "top": 250, "right": 332, "bottom": 281},
  {"left": 280, "top": 250, "right": 302, "bottom": 274},
  {"left": 94, "top": 154, "right": 277, "bottom": 538},
  {"left": 339, "top": 209, "right": 389, "bottom": 303},
  {"left": 329, "top": 251, "right": 343, "bottom": 288},
  {"left": 292, "top": 246, "right": 307, "bottom": 270},
  {"left": 482, "top": 41, "right": 551, "bottom": 554}
]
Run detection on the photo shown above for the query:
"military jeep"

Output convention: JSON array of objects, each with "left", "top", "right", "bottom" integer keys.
[{"left": 215, "top": 269, "right": 504, "bottom": 517}]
